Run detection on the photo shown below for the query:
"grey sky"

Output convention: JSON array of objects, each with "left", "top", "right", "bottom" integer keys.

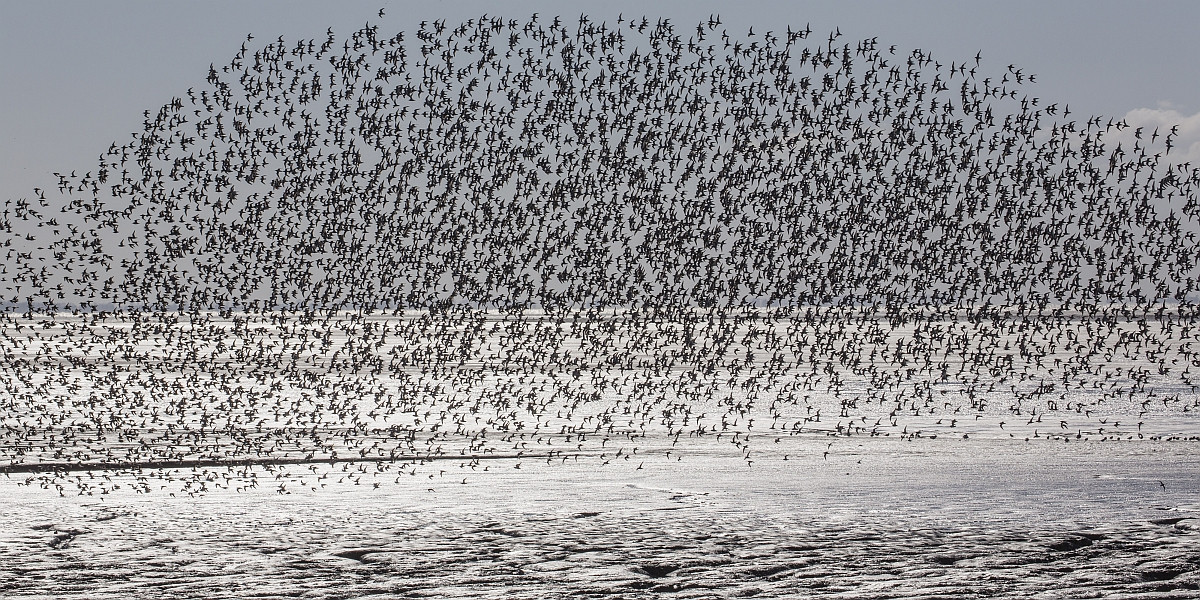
[{"left": 3, "top": 0, "right": 1200, "bottom": 201}]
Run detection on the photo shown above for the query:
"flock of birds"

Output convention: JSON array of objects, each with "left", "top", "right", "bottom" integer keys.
[{"left": 2, "top": 13, "right": 1200, "bottom": 496}]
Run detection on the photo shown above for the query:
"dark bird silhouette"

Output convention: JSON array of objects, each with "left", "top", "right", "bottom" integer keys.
[{"left": 0, "top": 12, "right": 1198, "bottom": 497}]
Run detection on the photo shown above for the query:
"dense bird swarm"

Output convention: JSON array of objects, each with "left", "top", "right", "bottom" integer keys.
[{"left": 2, "top": 14, "right": 1200, "bottom": 496}]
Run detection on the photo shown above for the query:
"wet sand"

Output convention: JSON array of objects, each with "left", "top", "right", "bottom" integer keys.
[{"left": 3, "top": 438, "right": 1198, "bottom": 599}]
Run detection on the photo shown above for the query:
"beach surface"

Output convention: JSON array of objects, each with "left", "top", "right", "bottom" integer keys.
[{"left": 3, "top": 437, "right": 1198, "bottom": 599}]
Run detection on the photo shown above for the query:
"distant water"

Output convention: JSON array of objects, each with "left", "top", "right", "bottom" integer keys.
[
  {"left": 0, "top": 438, "right": 1197, "bottom": 599},
  {"left": 3, "top": 310, "right": 1199, "bottom": 476}
]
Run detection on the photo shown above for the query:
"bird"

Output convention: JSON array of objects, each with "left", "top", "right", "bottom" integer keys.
[{"left": 0, "top": 11, "right": 1195, "bottom": 502}]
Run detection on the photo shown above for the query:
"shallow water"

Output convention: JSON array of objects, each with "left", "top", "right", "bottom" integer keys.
[{"left": 3, "top": 438, "right": 1199, "bottom": 599}]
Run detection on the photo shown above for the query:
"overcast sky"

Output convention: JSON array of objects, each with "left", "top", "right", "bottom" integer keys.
[{"left": 3, "top": 0, "right": 1200, "bottom": 201}]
